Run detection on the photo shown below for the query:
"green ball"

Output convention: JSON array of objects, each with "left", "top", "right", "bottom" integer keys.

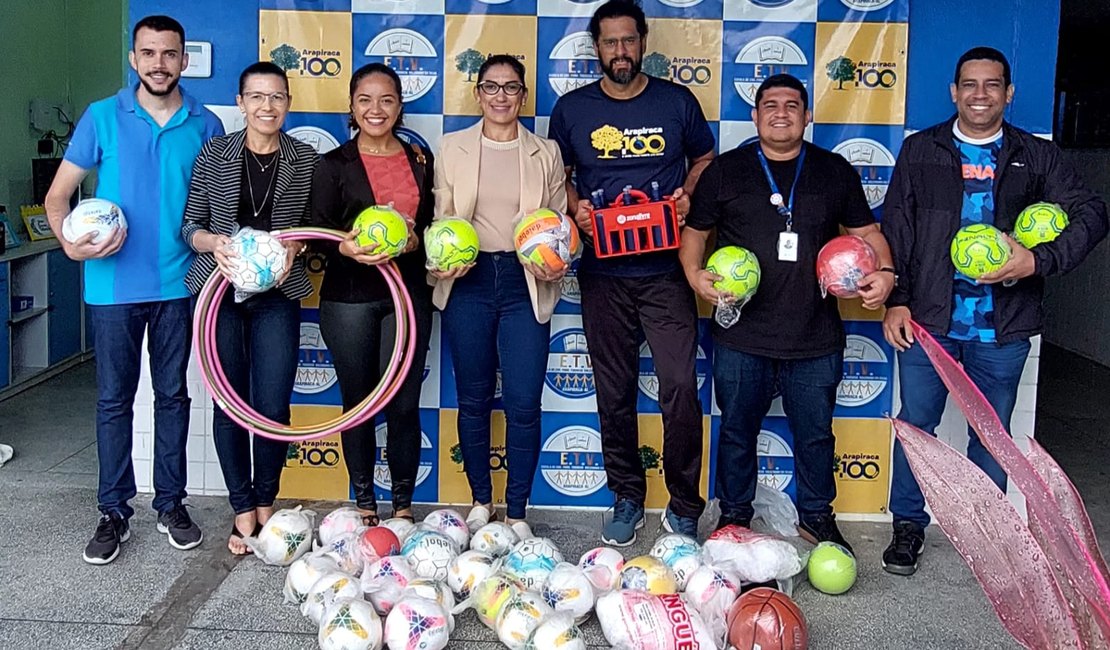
[
  {"left": 352, "top": 205, "right": 409, "bottom": 257},
  {"left": 807, "top": 541, "right": 857, "bottom": 595},
  {"left": 425, "top": 219, "right": 480, "bottom": 270},
  {"left": 950, "top": 224, "right": 1011, "bottom": 279},
  {"left": 1013, "top": 202, "right": 1068, "bottom": 249},
  {"left": 706, "top": 246, "right": 761, "bottom": 300}
]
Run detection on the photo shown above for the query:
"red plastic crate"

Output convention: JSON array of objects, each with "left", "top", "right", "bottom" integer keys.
[{"left": 589, "top": 189, "right": 679, "bottom": 258}]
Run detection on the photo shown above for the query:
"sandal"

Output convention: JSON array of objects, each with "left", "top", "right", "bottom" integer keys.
[
  {"left": 390, "top": 510, "right": 416, "bottom": 523},
  {"left": 228, "top": 522, "right": 258, "bottom": 556},
  {"left": 361, "top": 513, "right": 381, "bottom": 527}
]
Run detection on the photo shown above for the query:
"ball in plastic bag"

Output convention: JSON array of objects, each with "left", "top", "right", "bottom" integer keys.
[
  {"left": 361, "top": 556, "right": 416, "bottom": 616},
  {"left": 62, "top": 198, "right": 127, "bottom": 245},
  {"left": 649, "top": 533, "right": 702, "bottom": 591},
  {"left": 315, "top": 531, "right": 364, "bottom": 577},
  {"left": 318, "top": 597, "right": 383, "bottom": 650},
  {"left": 619, "top": 555, "right": 677, "bottom": 595},
  {"left": 383, "top": 596, "right": 451, "bottom": 650},
  {"left": 541, "top": 563, "right": 595, "bottom": 623},
  {"left": 1014, "top": 202, "right": 1068, "bottom": 248},
  {"left": 727, "top": 587, "right": 807, "bottom": 650},
  {"left": 706, "top": 246, "right": 761, "bottom": 300},
  {"left": 320, "top": 506, "right": 365, "bottom": 546},
  {"left": 245, "top": 506, "right": 315, "bottom": 566},
  {"left": 807, "top": 541, "right": 857, "bottom": 595},
  {"left": 950, "top": 223, "right": 1011, "bottom": 279},
  {"left": 526, "top": 612, "right": 587, "bottom": 650},
  {"left": 497, "top": 591, "right": 554, "bottom": 650},
  {"left": 401, "top": 529, "right": 458, "bottom": 581},
  {"left": 284, "top": 554, "right": 340, "bottom": 605},
  {"left": 353, "top": 205, "right": 409, "bottom": 257},
  {"left": 514, "top": 208, "right": 582, "bottom": 272},
  {"left": 358, "top": 526, "right": 401, "bottom": 564},
  {"left": 503, "top": 537, "right": 564, "bottom": 591},
  {"left": 472, "top": 574, "right": 521, "bottom": 629},
  {"left": 379, "top": 517, "right": 417, "bottom": 545},
  {"left": 301, "top": 570, "right": 361, "bottom": 625},
  {"left": 226, "top": 229, "right": 287, "bottom": 295},
  {"left": 403, "top": 577, "right": 456, "bottom": 615},
  {"left": 423, "top": 508, "right": 470, "bottom": 553},
  {"left": 447, "top": 550, "right": 496, "bottom": 599},
  {"left": 816, "top": 234, "right": 877, "bottom": 298},
  {"left": 577, "top": 547, "right": 625, "bottom": 593},
  {"left": 471, "top": 521, "right": 519, "bottom": 557},
  {"left": 425, "top": 219, "right": 480, "bottom": 270},
  {"left": 683, "top": 564, "right": 742, "bottom": 616}
]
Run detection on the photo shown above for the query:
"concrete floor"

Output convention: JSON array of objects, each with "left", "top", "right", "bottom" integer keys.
[{"left": 0, "top": 345, "right": 1106, "bottom": 649}]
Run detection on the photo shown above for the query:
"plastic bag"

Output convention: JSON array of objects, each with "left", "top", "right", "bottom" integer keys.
[
  {"left": 703, "top": 525, "right": 804, "bottom": 583},
  {"left": 596, "top": 591, "right": 717, "bottom": 650},
  {"left": 243, "top": 505, "right": 316, "bottom": 566},
  {"left": 753, "top": 483, "right": 800, "bottom": 538},
  {"left": 223, "top": 226, "right": 289, "bottom": 303}
]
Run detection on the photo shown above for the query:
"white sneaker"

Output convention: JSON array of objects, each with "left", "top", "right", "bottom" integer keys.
[
  {"left": 509, "top": 520, "right": 534, "bottom": 540},
  {"left": 466, "top": 503, "right": 492, "bottom": 533}
]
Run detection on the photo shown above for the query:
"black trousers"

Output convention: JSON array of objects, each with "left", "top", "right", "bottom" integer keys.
[
  {"left": 578, "top": 269, "right": 705, "bottom": 519},
  {"left": 319, "top": 284, "right": 432, "bottom": 512}
]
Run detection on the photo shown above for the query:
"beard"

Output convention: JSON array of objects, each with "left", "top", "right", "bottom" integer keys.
[
  {"left": 139, "top": 73, "right": 180, "bottom": 97},
  {"left": 601, "top": 56, "right": 641, "bottom": 85}
]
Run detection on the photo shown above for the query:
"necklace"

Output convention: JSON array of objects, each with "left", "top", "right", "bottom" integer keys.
[
  {"left": 247, "top": 149, "right": 278, "bottom": 173},
  {"left": 245, "top": 154, "right": 278, "bottom": 218},
  {"left": 359, "top": 140, "right": 396, "bottom": 155}
]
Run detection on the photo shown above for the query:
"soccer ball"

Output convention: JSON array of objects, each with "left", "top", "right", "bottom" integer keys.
[
  {"left": 403, "top": 577, "right": 456, "bottom": 615},
  {"left": 62, "top": 198, "right": 127, "bottom": 244},
  {"left": 577, "top": 547, "right": 625, "bottom": 593},
  {"left": 1014, "top": 202, "right": 1068, "bottom": 248},
  {"left": 353, "top": 205, "right": 409, "bottom": 256},
  {"left": 706, "top": 246, "right": 761, "bottom": 300},
  {"left": 284, "top": 554, "right": 340, "bottom": 605},
  {"left": 401, "top": 529, "right": 458, "bottom": 581},
  {"left": 447, "top": 550, "right": 496, "bottom": 599},
  {"left": 471, "top": 521, "right": 519, "bottom": 558},
  {"left": 815, "top": 235, "right": 878, "bottom": 299},
  {"left": 361, "top": 556, "right": 416, "bottom": 616},
  {"left": 246, "top": 506, "right": 315, "bottom": 566},
  {"left": 541, "top": 563, "right": 596, "bottom": 623},
  {"left": 357, "top": 526, "right": 401, "bottom": 565},
  {"left": 314, "top": 531, "right": 364, "bottom": 577},
  {"left": 648, "top": 533, "right": 703, "bottom": 591},
  {"left": 318, "top": 597, "right": 383, "bottom": 650},
  {"left": 425, "top": 218, "right": 480, "bottom": 270},
  {"left": 497, "top": 592, "right": 554, "bottom": 650},
  {"left": 683, "top": 565, "right": 742, "bottom": 617},
  {"left": 227, "top": 229, "right": 288, "bottom": 295},
  {"left": 503, "top": 537, "right": 564, "bottom": 591},
  {"left": 527, "top": 612, "right": 588, "bottom": 650},
  {"left": 950, "top": 223, "right": 1012, "bottom": 279},
  {"left": 471, "top": 574, "right": 521, "bottom": 629},
  {"left": 301, "top": 570, "right": 362, "bottom": 625},
  {"left": 383, "top": 596, "right": 451, "bottom": 650},
  {"left": 619, "top": 555, "right": 677, "bottom": 595},
  {"left": 423, "top": 508, "right": 471, "bottom": 553},
  {"left": 319, "top": 507, "right": 364, "bottom": 546},
  {"left": 514, "top": 208, "right": 582, "bottom": 272}
]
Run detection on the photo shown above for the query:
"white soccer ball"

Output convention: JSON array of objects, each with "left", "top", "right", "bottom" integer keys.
[
  {"left": 403, "top": 577, "right": 456, "bottom": 617},
  {"left": 504, "top": 537, "right": 564, "bottom": 592},
  {"left": 471, "top": 573, "right": 521, "bottom": 630},
  {"left": 361, "top": 556, "right": 416, "bottom": 616},
  {"left": 577, "top": 547, "right": 625, "bottom": 593},
  {"left": 383, "top": 596, "right": 451, "bottom": 650},
  {"left": 245, "top": 506, "right": 315, "bottom": 566},
  {"left": 526, "top": 612, "right": 587, "bottom": 650},
  {"left": 284, "top": 554, "right": 340, "bottom": 605},
  {"left": 62, "top": 198, "right": 127, "bottom": 244},
  {"left": 226, "top": 228, "right": 287, "bottom": 294},
  {"left": 301, "top": 570, "right": 361, "bottom": 625},
  {"left": 314, "top": 531, "right": 364, "bottom": 577},
  {"left": 497, "top": 591, "right": 554, "bottom": 650},
  {"left": 447, "top": 549, "right": 496, "bottom": 599},
  {"left": 320, "top": 507, "right": 365, "bottom": 546},
  {"left": 423, "top": 508, "right": 471, "bottom": 553},
  {"left": 682, "top": 564, "right": 742, "bottom": 617},
  {"left": 318, "top": 597, "right": 383, "bottom": 650},
  {"left": 471, "top": 521, "right": 519, "bottom": 558},
  {"left": 541, "top": 563, "right": 596, "bottom": 623},
  {"left": 649, "top": 533, "right": 703, "bottom": 591},
  {"left": 401, "top": 529, "right": 459, "bottom": 581}
]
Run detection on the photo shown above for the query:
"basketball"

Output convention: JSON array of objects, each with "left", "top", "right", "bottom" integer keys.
[{"left": 726, "top": 587, "right": 808, "bottom": 650}]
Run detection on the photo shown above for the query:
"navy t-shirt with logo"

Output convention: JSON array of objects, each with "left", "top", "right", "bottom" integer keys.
[{"left": 549, "top": 76, "right": 715, "bottom": 276}]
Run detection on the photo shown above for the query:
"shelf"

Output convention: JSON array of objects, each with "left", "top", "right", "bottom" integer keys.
[
  {"left": 0, "top": 239, "right": 61, "bottom": 264},
  {"left": 9, "top": 306, "right": 47, "bottom": 324}
]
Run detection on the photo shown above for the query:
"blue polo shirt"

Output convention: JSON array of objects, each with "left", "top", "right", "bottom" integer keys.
[{"left": 65, "top": 85, "right": 224, "bottom": 305}]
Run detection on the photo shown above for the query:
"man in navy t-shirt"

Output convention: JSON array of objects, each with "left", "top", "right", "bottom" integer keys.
[{"left": 548, "top": 0, "right": 715, "bottom": 545}]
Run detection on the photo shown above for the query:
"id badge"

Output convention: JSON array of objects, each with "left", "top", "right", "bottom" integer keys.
[{"left": 778, "top": 231, "right": 799, "bottom": 262}]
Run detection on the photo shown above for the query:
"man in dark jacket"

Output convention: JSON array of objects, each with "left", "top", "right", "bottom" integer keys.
[{"left": 881, "top": 46, "right": 1108, "bottom": 576}]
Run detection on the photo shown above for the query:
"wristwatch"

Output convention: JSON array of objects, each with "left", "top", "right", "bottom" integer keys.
[{"left": 878, "top": 266, "right": 898, "bottom": 286}]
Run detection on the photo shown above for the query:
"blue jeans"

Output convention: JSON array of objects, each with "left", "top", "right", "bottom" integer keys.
[
  {"left": 890, "top": 336, "right": 1031, "bottom": 528},
  {"left": 211, "top": 291, "right": 298, "bottom": 514},
  {"left": 714, "top": 346, "right": 842, "bottom": 520},
  {"left": 89, "top": 298, "right": 192, "bottom": 519},
  {"left": 441, "top": 252, "right": 550, "bottom": 520}
]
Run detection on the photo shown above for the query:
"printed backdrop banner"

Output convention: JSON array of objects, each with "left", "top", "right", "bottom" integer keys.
[{"left": 132, "top": 0, "right": 908, "bottom": 514}]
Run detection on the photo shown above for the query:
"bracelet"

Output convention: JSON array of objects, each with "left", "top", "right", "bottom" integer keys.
[{"left": 878, "top": 267, "right": 896, "bottom": 274}]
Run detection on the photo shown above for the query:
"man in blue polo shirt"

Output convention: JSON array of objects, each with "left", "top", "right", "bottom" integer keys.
[{"left": 45, "top": 15, "right": 224, "bottom": 565}]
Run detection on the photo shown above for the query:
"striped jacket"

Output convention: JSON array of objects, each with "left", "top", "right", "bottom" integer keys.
[{"left": 181, "top": 129, "right": 319, "bottom": 299}]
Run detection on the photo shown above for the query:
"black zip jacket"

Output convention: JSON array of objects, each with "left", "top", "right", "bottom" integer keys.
[{"left": 883, "top": 115, "right": 1108, "bottom": 343}]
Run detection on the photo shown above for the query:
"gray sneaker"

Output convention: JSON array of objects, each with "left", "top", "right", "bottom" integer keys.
[
  {"left": 157, "top": 505, "right": 203, "bottom": 550},
  {"left": 601, "top": 499, "right": 645, "bottom": 547}
]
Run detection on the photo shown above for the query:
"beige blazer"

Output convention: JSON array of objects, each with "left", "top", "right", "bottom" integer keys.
[{"left": 431, "top": 120, "right": 569, "bottom": 323}]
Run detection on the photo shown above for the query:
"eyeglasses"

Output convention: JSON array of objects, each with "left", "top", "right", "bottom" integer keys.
[
  {"left": 477, "top": 81, "right": 525, "bottom": 96},
  {"left": 598, "top": 35, "right": 641, "bottom": 50},
  {"left": 242, "top": 92, "right": 290, "bottom": 107}
]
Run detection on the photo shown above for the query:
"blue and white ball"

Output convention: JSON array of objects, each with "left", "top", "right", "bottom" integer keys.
[
  {"left": 401, "top": 529, "right": 458, "bottom": 581},
  {"left": 504, "top": 537, "right": 564, "bottom": 591},
  {"left": 62, "top": 198, "right": 127, "bottom": 244},
  {"left": 228, "top": 229, "right": 287, "bottom": 295},
  {"left": 649, "top": 533, "right": 703, "bottom": 591}
]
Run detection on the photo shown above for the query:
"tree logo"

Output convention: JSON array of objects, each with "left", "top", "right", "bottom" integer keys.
[
  {"left": 364, "top": 29, "right": 439, "bottom": 102},
  {"left": 590, "top": 125, "right": 624, "bottom": 159},
  {"left": 546, "top": 32, "right": 602, "bottom": 99},
  {"left": 455, "top": 48, "right": 485, "bottom": 82},
  {"left": 825, "top": 55, "right": 899, "bottom": 90},
  {"left": 826, "top": 56, "right": 856, "bottom": 90},
  {"left": 639, "top": 445, "right": 661, "bottom": 473},
  {"left": 642, "top": 52, "right": 672, "bottom": 79},
  {"left": 270, "top": 44, "right": 301, "bottom": 72},
  {"left": 731, "top": 35, "right": 808, "bottom": 107}
]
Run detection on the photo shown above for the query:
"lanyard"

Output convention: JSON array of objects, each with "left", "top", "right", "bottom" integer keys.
[{"left": 756, "top": 145, "right": 806, "bottom": 232}]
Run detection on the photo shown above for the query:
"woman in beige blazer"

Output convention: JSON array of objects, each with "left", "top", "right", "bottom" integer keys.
[{"left": 431, "top": 54, "right": 568, "bottom": 539}]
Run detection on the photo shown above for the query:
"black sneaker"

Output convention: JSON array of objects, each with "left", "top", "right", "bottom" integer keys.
[
  {"left": 882, "top": 521, "right": 925, "bottom": 576},
  {"left": 714, "top": 513, "right": 752, "bottom": 532},
  {"left": 83, "top": 513, "right": 130, "bottom": 565},
  {"left": 157, "top": 505, "right": 203, "bottom": 550},
  {"left": 799, "top": 513, "right": 854, "bottom": 556}
]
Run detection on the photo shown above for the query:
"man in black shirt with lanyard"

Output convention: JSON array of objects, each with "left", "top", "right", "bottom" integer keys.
[{"left": 682, "top": 74, "right": 895, "bottom": 552}]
